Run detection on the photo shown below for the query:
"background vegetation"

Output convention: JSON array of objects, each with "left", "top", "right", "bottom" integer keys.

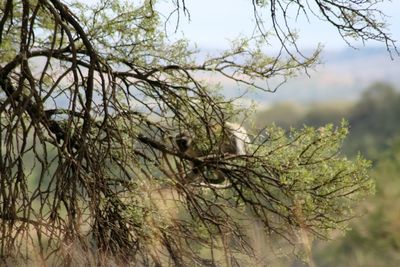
[{"left": 253, "top": 82, "right": 400, "bottom": 266}]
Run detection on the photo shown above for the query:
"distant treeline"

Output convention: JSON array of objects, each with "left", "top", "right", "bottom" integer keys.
[{"left": 253, "top": 82, "right": 400, "bottom": 160}]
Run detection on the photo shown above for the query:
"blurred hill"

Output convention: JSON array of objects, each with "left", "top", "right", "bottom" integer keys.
[
  {"left": 252, "top": 82, "right": 400, "bottom": 161},
  {"left": 231, "top": 47, "right": 400, "bottom": 106}
]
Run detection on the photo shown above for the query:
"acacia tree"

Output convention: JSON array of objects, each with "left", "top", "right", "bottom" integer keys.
[{"left": 0, "top": 0, "right": 396, "bottom": 266}]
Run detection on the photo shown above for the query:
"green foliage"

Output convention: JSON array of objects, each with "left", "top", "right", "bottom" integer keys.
[
  {"left": 250, "top": 122, "right": 373, "bottom": 234},
  {"left": 0, "top": 34, "right": 16, "bottom": 61},
  {"left": 252, "top": 82, "right": 400, "bottom": 266},
  {"left": 314, "top": 136, "right": 400, "bottom": 267},
  {"left": 248, "top": 82, "right": 400, "bottom": 265},
  {"left": 0, "top": 0, "right": 390, "bottom": 265}
]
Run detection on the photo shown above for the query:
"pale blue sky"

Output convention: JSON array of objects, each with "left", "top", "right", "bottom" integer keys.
[
  {"left": 154, "top": 0, "right": 400, "bottom": 104},
  {"left": 160, "top": 0, "right": 400, "bottom": 51}
]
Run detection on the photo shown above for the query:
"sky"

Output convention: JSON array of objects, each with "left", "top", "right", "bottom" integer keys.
[
  {"left": 159, "top": 0, "right": 400, "bottom": 51},
  {"left": 156, "top": 0, "right": 400, "bottom": 105}
]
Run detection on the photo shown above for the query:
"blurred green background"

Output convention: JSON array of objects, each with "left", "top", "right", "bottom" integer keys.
[{"left": 252, "top": 81, "right": 400, "bottom": 266}]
